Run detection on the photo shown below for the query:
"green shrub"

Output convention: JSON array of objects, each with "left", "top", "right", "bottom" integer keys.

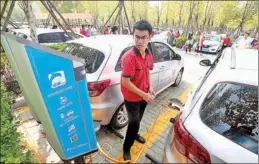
[
  {"left": 175, "top": 35, "right": 187, "bottom": 48},
  {"left": 0, "top": 82, "right": 35, "bottom": 163},
  {"left": 0, "top": 54, "right": 21, "bottom": 96},
  {"left": 48, "top": 43, "right": 66, "bottom": 51}
]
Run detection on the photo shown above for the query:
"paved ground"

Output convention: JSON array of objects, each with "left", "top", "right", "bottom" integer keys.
[{"left": 14, "top": 50, "right": 217, "bottom": 163}]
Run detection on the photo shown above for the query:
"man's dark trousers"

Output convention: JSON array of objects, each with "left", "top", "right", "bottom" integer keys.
[{"left": 123, "top": 100, "right": 147, "bottom": 152}]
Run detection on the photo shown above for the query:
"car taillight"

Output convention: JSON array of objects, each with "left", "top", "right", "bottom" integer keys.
[
  {"left": 173, "top": 112, "right": 211, "bottom": 164},
  {"left": 87, "top": 79, "right": 111, "bottom": 97}
]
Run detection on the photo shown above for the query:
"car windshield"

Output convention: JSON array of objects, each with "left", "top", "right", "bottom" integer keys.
[
  {"left": 200, "top": 82, "right": 258, "bottom": 154},
  {"left": 205, "top": 35, "right": 220, "bottom": 42}
]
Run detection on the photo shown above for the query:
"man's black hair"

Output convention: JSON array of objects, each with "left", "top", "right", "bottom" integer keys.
[
  {"left": 133, "top": 20, "right": 153, "bottom": 35},
  {"left": 82, "top": 25, "right": 85, "bottom": 29}
]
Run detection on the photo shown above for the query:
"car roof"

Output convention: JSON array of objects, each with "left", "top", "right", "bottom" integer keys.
[
  {"left": 210, "top": 48, "right": 258, "bottom": 86},
  {"left": 12, "top": 28, "right": 80, "bottom": 36},
  {"left": 66, "top": 35, "right": 168, "bottom": 54}
]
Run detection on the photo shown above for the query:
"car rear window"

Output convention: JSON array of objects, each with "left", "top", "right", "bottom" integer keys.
[
  {"left": 200, "top": 82, "right": 258, "bottom": 154},
  {"left": 38, "top": 32, "right": 73, "bottom": 43},
  {"left": 63, "top": 43, "right": 105, "bottom": 73}
]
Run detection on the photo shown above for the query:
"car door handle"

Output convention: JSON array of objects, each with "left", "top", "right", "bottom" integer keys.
[{"left": 160, "top": 65, "right": 165, "bottom": 69}]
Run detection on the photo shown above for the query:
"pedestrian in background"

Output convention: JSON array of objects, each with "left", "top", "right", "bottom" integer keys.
[
  {"left": 175, "top": 30, "right": 180, "bottom": 39},
  {"left": 104, "top": 26, "right": 110, "bottom": 35},
  {"left": 234, "top": 32, "right": 251, "bottom": 48},
  {"left": 167, "top": 29, "right": 175, "bottom": 47},
  {"left": 185, "top": 32, "right": 193, "bottom": 54},
  {"left": 251, "top": 33, "right": 258, "bottom": 49},
  {"left": 80, "top": 25, "right": 88, "bottom": 37},
  {"left": 196, "top": 31, "right": 205, "bottom": 55},
  {"left": 222, "top": 34, "right": 231, "bottom": 51},
  {"left": 87, "top": 25, "right": 92, "bottom": 37}
]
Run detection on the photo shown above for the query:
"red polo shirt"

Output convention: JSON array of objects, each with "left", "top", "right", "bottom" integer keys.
[{"left": 121, "top": 46, "right": 154, "bottom": 102}]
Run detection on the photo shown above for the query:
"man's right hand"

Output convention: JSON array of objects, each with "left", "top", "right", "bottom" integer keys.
[{"left": 142, "top": 93, "right": 155, "bottom": 103}]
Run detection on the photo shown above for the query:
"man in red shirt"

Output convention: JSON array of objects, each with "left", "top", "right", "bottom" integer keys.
[
  {"left": 222, "top": 34, "right": 231, "bottom": 51},
  {"left": 121, "top": 20, "right": 155, "bottom": 161},
  {"left": 80, "top": 25, "right": 88, "bottom": 37}
]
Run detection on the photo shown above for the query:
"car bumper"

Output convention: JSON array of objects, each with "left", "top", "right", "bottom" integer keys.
[
  {"left": 202, "top": 46, "right": 219, "bottom": 53},
  {"left": 91, "top": 102, "right": 119, "bottom": 126}
]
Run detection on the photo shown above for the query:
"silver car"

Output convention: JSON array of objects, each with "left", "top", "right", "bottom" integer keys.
[
  {"left": 163, "top": 48, "right": 258, "bottom": 163},
  {"left": 65, "top": 35, "right": 184, "bottom": 129}
]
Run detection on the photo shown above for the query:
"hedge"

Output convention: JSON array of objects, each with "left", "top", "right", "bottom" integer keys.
[
  {"left": 175, "top": 35, "right": 187, "bottom": 49},
  {"left": 0, "top": 81, "right": 35, "bottom": 163}
]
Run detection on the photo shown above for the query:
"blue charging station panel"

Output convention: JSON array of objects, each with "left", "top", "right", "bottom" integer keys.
[{"left": 24, "top": 45, "right": 98, "bottom": 159}]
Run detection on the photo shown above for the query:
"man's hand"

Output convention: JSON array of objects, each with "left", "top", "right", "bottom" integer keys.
[
  {"left": 149, "top": 87, "right": 156, "bottom": 97},
  {"left": 142, "top": 93, "right": 155, "bottom": 103}
]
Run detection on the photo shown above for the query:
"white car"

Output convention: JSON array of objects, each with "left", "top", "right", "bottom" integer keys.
[
  {"left": 11, "top": 28, "right": 85, "bottom": 45},
  {"left": 163, "top": 48, "right": 258, "bottom": 163},
  {"left": 202, "top": 35, "right": 222, "bottom": 54},
  {"left": 64, "top": 35, "right": 184, "bottom": 129},
  {"left": 153, "top": 31, "right": 170, "bottom": 42}
]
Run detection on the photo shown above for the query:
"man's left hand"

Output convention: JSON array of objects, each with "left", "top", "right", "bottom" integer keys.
[{"left": 149, "top": 88, "right": 156, "bottom": 97}]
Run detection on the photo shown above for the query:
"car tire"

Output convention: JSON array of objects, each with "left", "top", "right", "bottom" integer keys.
[
  {"left": 172, "top": 69, "right": 183, "bottom": 87},
  {"left": 110, "top": 104, "right": 128, "bottom": 129}
]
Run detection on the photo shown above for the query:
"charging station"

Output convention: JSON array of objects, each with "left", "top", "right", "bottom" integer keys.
[{"left": 1, "top": 33, "right": 98, "bottom": 161}]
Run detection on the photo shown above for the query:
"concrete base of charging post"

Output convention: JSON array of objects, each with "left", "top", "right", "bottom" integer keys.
[{"left": 62, "top": 150, "right": 98, "bottom": 164}]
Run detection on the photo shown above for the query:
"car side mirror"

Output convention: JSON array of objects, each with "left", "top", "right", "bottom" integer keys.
[{"left": 199, "top": 59, "right": 212, "bottom": 66}]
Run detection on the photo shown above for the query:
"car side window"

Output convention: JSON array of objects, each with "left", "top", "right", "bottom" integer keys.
[
  {"left": 152, "top": 42, "right": 175, "bottom": 62},
  {"left": 115, "top": 43, "right": 153, "bottom": 72},
  {"left": 38, "top": 32, "right": 63, "bottom": 43},
  {"left": 115, "top": 46, "right": 133, "bottom": 72}
]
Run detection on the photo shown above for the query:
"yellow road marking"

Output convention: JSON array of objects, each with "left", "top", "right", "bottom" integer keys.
[
  {"left": 117, "top": 85, "right": 193, "bottom": 162},
  {"left": 17, "top": 106, "right": 30, "bottom": 113}
]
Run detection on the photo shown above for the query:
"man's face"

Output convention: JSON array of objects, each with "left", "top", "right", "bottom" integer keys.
[{"left": 133, "top": 29, "right": 150, "bottom": 51}]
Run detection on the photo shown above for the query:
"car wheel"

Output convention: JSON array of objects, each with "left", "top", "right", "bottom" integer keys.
[
  {"left": 172, "top": 69, "right": 183, "bottom": 87},
  {"left": 110, "top": 104, "right": 128, "bottom": 129}
]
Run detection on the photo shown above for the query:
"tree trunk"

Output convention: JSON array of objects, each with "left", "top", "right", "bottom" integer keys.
[
  {"left": 178, "top": 2, "right": 184, "bottom": 29},
  {"left": 202, "top": 1, "right": 210, "bottom": 30},
  {"left": 0, "top": 0, "right": 9, "bottom": 20},
  {"left": 156, "top": 2, "right": 162, "bottom": 28},
  {"left": 235, "top": 1, "right": 250, "bottom": 38},
  {"left": 195, "top": 1, "right": 200, "bottom": 32},
  {"left": 185, "top": 1, "right": 196, "bottom": 35},
  {"left": 165, "top": 2, "right": 170, "bottom": 28},
  {"left": 131, "top": 1, "right": 136, "bottom": 22},
  {"left": 18, "top": 1, "right": 38, "bottom": 42}
]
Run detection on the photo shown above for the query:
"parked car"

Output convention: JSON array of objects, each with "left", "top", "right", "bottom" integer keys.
[
  {"left": 163, "top": 48, "right": 258, "bottom": 163},
  {"left": 11, "top": 28, "right": 85, "bottom": 45},
  {"left": 232, "top": 36, "right": 255, "bottom": 49},
  {"left": 64, "top": 35, "right": 184, "bottom": 129},
  {"left": 153, "top": 31, "right": 170, "bottom": 41},
  {"left": 201, "top": 34, "right": 222, "bottom": 54}
]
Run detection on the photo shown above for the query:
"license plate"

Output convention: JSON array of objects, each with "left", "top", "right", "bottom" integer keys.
[{"left": 202, "top": 48, "right": 209, "bottom": 52}]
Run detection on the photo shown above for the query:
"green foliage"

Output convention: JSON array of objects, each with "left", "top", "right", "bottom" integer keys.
[
  {"left": 175, "top": 35, "right": 187, "bottom": 49},
  {"left": 48, "top": 43, "right": 66, "bottom": 51},
  {"left": 0, "top": 82, "right": 35, "bottom": 163},
  {"left": 15, "top": 1, "right": 258, "bottom": 31}
]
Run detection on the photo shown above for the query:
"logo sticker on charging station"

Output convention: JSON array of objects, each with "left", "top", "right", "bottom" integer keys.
[{"left": 48, "top": 70, "right": 66, "bottom": 88}]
